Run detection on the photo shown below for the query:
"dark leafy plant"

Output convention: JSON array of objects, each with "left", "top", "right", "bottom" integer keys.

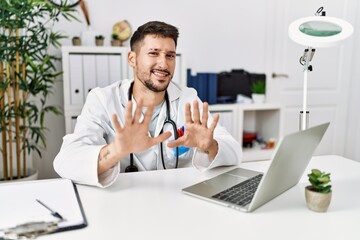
[
  {"left": 95, "top": 35, "right": 104, "bottom": 40},
  {"left": 111, "top": 33, "right": 119, "bottom": 40},
  {"left": 0, "top": 0, "right": 76, "bottom": 180},
  {"left": 251, "top": 80, "right": 266, "bottom": 94},
  {"left": 307, "top": 169, "right": 332, "bottom": 193}
]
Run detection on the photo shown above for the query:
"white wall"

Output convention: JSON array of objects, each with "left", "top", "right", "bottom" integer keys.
[
  {"left": 54, "top": 0, "right": 273, "bottom": 73},
  {"left": 37, "top": 0, "right": 360, "bottom": 179},
  {"left": 344, "top": 1, "right": 360, "bottom": 161}
]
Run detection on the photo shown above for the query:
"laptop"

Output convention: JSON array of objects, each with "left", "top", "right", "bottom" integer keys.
[{"left": 182, "top": 122, "right": 329, "bottom": 212}]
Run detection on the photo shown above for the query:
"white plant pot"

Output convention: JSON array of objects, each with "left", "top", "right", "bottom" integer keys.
[
  {"left": 305, "top": 186, "right": 332, "bottom": 212},
  {"left": 252, "top": 93, "right": 266, "bottom": 104},
  {"left": 0, "top": 168, "right": 38, "bottom": 183},
  {"left": 0, "top": 140, "right": 36, "bottom": 182}
]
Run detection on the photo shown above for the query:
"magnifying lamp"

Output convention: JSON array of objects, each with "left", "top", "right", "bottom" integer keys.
[{"left": 288, "top": 7, "right": 354, "bottom": 130}]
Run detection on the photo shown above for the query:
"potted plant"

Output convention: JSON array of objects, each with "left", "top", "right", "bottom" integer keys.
[
  {"left": 251, "top": 80, "right": 266, "bottom": 103},
  {"left": 112, "top": 20, "right": 132, "bottom": 46},
  {"left": 0, "top": 0, "right": 75, "bottom": 181},
  {"left": 111, "top": 33, "right": 121, "bottom": 47},
  {"left": 72, "top": 36, "right": 82, "bottom": 46},
  {"left": 95, "top": 35, "right": 105, "bottom": 46},
  {"left": 305, "top": 169, "right": 332, "bottom": 212}
]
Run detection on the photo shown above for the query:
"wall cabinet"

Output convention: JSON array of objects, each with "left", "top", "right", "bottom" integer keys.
[
  {"left": 62, "top": 46, "right": 130, "bottom": 133},
  {"left": 209, "top": 103, "right": 282, "bottom": 162},
  {"left": 62, "top": 46, "right": 186, "bottom": 134}
]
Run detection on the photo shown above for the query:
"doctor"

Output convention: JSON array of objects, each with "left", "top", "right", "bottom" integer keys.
[{"left": 54, "top": 21, "right": 241, "bottom": 187}]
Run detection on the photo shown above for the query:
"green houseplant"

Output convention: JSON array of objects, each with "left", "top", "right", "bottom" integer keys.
[
  {"left": 95, "top": 35, "right": 104, "bottom": 46},
  {"left": 251, "top": 80, "right": 266, "bottom": 103},
  {"left": 251, "top": 80, "right": 266, "bottom": 94},
  {"left": 0, "top": 0, "right": 75, "bottom": 181},
  {"left": 305, "top": 169, "right": 332, "bottom": 212},
  {"left": 72, "top": 36, "right": 81, "bottom": 46},
  {"left": 111, "top": 33, "right": 121, "bottom": 47}
]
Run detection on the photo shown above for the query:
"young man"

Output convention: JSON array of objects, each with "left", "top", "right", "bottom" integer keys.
[{"left": 54, "top": 21, "right": 241, "bottom": 187}]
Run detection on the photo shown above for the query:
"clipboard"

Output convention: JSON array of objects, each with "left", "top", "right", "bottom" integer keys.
[{"left": 0, "top": 178, "right": 87, "bottom": 235}]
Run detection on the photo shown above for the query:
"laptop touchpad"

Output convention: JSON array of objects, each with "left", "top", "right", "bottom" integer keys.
[{"left": 204, "top": 174, "right": 247, "bottom": 190}]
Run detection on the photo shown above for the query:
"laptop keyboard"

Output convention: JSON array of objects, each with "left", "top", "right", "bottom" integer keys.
[{"left": 212, "top": 174, "right": 263, "bottom": 207}]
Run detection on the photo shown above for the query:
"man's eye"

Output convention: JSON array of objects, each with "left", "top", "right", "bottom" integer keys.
[
  {"left": 148, "top": 52, "right": 158, "bottom": 56},
  {"left": 167, "top": 54, "right": 176, "bottom": 59}
]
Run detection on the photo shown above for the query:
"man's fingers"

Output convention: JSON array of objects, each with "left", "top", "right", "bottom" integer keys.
[
  {"left": 153, "top": 131, "right": 172, "bottom": 145},
  {"left": 112, "top": 114, "right": 122, "bottom": 132},
  {"left": 192, "top": 101, "right": 201, "bottom": 124},
  {"left": 143, "top": 104, "right": 155, "bottom": 126},
  {"left": 185, "top": 103, "right": 192, "bottom": 123},
  {"left": 133, "top": 99, "right": 143, "bottom": 123},
  {"left": 202, "top": 102, "right": 209, "bottom": 127},
  {"left": 209, "top": 113, "right": 220, "bottom": 131},
  {"left": 167, "top": 137, "right": 183, "bottom": 148},
  {"left": 124, "top": 101, "right": 133, "bottom": 126}
]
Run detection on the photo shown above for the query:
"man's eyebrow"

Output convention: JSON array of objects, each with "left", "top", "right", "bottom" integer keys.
[{"left": 148, "top": 48, "right": 176, "bottom": 54}]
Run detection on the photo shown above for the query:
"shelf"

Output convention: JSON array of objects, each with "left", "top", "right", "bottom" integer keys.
[
  {"left": 242, "top": 147, "right": 275, "bottom": 162},
  {"left": 210, "top": 103, "right": 282, "bottom": 162},
  {"left": 62, "top": 46, "right": 130, "bottom": 54},
  {"left": 239, "top": 103, "right": 283, "bottom": 110}
]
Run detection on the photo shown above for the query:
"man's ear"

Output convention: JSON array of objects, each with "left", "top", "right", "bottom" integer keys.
[{"left": 128, "top": 51, "right": 136, "bottom": 67}]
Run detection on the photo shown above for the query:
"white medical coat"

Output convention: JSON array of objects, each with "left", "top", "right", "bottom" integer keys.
[{"left": 54, "top": 79, "right": 242, "bottom": 187}]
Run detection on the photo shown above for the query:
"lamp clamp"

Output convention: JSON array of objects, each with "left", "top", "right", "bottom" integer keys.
[
  {"left": 315, "top": 6, "right": 326, "bottom": 16},
  {"left": 299, "top": 48, "right": 315, "bottom": 72}
]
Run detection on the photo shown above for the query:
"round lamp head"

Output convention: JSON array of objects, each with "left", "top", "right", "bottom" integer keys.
[{"left": 289, "top": 16, "right": 353, "bottom": 48}]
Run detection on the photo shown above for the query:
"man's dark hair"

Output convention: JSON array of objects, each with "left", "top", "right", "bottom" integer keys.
[{"left": 130, "top": 21, "right": 179, "bottom": 51}]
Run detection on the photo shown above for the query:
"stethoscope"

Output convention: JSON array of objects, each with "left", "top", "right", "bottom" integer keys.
[{"left": 125, "top": 82, "right": 179, "bottom": 172}]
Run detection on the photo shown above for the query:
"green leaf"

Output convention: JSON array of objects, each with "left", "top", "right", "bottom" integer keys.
[
  {"left": 311, "top": 169, "right": 322, "bottom": 177},
  {"left": 317, "top": 176, "right": 330, "bottom": 184},
  {"left": 322, "top": 185, "right": 332, "bottom": 193},
  {"left": 307, "top": 168, "right": 331, "bottom": 192}
]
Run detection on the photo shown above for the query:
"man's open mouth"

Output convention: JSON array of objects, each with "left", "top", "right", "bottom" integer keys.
[{"left": 151, "top": 69, "right": 170, "bottom": 77}]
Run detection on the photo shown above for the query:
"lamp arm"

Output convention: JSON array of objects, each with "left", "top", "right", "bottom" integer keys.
[
  {"left": 301, "top": 64, "right": 309, "bottom": 131},
  {"left": 300, "top": 47, "right": 315, "bottom": 130}
]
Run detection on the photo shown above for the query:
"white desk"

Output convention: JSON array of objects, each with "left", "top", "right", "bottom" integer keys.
[{"left": 47, "top": 155, "right": 360, "bottom": 240}]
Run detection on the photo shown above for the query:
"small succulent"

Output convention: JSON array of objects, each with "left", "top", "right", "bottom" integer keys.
[
  {"left": 111, "top": 33, "right": 119, "bottom": 40},
  {"left": 307, "top": 169, "right": 332, "bottom": 193},
  {"left": 95, "top": 35, "right": 104, "bottom": 40}
]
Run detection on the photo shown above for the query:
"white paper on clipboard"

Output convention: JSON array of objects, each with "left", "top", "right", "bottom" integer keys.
[{"left": 0, "top": 178, "right": 87, "bottom": 232}]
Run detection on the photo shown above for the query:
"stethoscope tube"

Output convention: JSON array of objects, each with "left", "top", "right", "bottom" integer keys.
[
  {"left": 160, "top": 92, "right": 179, "bottom": 169},
  {"left": 125, "top": 82, "right": 179, "bottom": 172},
  {"left": 125, "top": 82, "right": 139, "bottom": 173}
]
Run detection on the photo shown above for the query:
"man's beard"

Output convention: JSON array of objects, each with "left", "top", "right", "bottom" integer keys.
[
  {"left": 143, "top": 79, "right": 170, "bottom": 92},
  {"left": 137, "top": 69, "right": 172, "bottom": 93}
]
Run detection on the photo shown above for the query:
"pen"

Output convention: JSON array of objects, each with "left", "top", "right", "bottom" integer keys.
[{"left": 36, "top": 199, "right": 64, "bottom": 220}]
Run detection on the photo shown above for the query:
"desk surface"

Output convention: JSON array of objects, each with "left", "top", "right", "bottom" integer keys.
[{"left": 47, "top": 155, "right": 360, "bottom": 240}]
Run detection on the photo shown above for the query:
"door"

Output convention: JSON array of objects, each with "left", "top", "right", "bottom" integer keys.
[{"left": 265, "top": 0, "right": 356, "bottom": 156}]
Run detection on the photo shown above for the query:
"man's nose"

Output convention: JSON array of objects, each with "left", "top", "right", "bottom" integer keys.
[{"left": 156, "top": 54, "right": 169, "bottom": 69}]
